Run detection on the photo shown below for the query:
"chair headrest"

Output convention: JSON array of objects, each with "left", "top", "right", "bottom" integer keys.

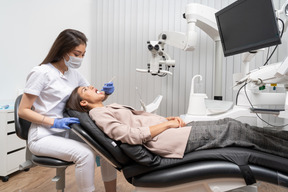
[{"left": 65, "top": 109, "right": 131, "bottom": 165}]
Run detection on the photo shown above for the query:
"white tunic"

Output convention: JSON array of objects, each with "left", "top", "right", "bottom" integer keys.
[{"left": 24, "top": 63, "right": 89, "bottom": 140}]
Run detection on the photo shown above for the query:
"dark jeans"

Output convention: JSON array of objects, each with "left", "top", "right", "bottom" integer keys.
[{"left": 185, "top": 118, "right": 288, "bottom": 158}]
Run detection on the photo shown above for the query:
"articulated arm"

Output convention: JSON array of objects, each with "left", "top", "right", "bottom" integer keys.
[
  {"left": 236, "top": 56, "right": 288, "bottom": 87},
  {"left": 277, "top": 1, "right": 288, "bottom": 33}
]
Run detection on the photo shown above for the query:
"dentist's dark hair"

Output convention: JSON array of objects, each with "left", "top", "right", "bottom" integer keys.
[
  {"left": 65, "top": 86, "right": 89, "bottom": 113},
  {"left": 40, "top": 29, "right": 88, "bottom": 65}
]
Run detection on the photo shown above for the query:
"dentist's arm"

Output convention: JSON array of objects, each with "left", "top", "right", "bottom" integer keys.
[
  {"left": 18, "top": 93, "right": 54, "bottom": 126},
  {"left": 18, "top": 93, "right": 79, "bottom": 129}
]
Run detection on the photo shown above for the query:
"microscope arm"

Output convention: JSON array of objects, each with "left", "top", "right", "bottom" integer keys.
[
  {"left": 159, "top": 3, "right": 219, "bottom": 50},
  {"left": 136, "top": 3, "right": 219, "bottom": 76}
]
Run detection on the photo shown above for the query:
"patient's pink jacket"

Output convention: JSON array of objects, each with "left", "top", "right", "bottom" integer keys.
[{"left": 89, "top": 103, "right": 191, "bottom": 158}]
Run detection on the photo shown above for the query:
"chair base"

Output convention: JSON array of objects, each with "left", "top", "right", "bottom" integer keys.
[
  {"left": 52, "top": 167, "right": 66, "bottom": 191},
  {"left": 134, "top": 178, "right": 258, "bottom": 192}
]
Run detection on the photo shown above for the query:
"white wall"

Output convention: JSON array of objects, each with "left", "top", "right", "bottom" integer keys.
[{"left": 0, "top": 0, "right": 94, "bottom": 103}]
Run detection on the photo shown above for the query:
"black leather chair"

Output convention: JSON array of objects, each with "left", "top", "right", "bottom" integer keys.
[
  {"left": 14, "top": 95, "right": 73, "bottom": 192},
  {"left": 66, "top": 109, "right": 288, "bottom": 192}
]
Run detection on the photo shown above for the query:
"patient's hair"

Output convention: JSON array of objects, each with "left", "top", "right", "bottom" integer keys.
[{"left": 66, "top": 86, "right": 89, "bottom": 113}]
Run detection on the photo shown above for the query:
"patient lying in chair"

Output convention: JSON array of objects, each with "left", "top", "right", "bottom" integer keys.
[{"left": 66, "top": 86, "right": 288, "bottom": 159}]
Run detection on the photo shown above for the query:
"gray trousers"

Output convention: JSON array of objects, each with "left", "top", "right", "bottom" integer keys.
[{"left": 185, "top": 118, "right": 288, "bottom": 158}]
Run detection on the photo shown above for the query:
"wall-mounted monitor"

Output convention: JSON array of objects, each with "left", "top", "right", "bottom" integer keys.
[{"left": 215, "top": 0, "right": 281, "bottom": 57}]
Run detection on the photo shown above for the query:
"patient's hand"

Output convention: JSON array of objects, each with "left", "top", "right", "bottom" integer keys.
[
  {"left": 150, "top": 117, "right": 186, "bottom": 138},
  {"left": 166, "top": 117, "right": 186, "bottom": 127}
]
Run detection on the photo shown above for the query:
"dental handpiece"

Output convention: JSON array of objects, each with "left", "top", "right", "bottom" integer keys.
[{"left": 108, "top": 76, "right": 116, "bottom": 83}]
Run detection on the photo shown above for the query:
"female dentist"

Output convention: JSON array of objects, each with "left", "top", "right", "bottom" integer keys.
[{"left": 18, "top": 29, "right": 117, "bottom": 192}]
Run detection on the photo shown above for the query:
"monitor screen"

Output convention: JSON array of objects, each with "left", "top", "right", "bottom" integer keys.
[{"left": 215, "top": 0, "right": 281, "bottom": 57}]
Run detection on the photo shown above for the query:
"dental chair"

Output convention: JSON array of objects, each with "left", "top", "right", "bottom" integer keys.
[
  {"left": 14, "top": 95, "right": 73, "bottom": 192},
  {"left": 65, "top": 109, "right": 288, "bottom": 192}
]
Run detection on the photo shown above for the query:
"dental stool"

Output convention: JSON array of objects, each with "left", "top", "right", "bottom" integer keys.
[{"left": 14, "top": 95, "right": 73, "bottom": 192}]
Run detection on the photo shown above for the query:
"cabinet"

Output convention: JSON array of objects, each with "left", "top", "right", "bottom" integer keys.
[{"left": 0, "top": 109, "right": 26, "bottom": 182}]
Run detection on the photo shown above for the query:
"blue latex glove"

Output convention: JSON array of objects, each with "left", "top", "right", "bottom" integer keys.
[
  {"left": 101, "top": 82, "right": 115, "bottom": 95},
  {"left": 51, "top": 117, "right": 80, "bottom": 129}
]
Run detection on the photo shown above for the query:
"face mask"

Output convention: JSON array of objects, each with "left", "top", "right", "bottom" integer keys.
[{"left": 64, "top": 54, "right": 83, "bottom": 69}]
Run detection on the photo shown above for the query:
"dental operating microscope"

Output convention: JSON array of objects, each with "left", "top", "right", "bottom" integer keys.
[
  {"left": 136, "top": 3, "right": 222, "bottom": 99},
  {"left": 137, "top": 2, "right": 288, "bottom": 128}
]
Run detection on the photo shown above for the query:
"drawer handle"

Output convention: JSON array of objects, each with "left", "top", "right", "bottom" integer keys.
[
  {"left": 7, "top": 131, "right": 16, "bottom": 135},
  {"left": 7, "top": 147, "right": 25, "bottom": 155}
]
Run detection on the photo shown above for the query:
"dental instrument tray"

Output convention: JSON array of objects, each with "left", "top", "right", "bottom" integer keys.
[{"left": 250, "top": 107, "right": 284, "bottom": 114}]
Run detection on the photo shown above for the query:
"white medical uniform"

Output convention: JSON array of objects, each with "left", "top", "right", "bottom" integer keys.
[{"left": 24, "top": 64, "right": 116, "bottom": 192}]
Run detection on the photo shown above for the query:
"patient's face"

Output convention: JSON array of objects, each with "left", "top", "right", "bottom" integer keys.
[{"left": 78, "top": 86, "right": 105, "bottom": 104}]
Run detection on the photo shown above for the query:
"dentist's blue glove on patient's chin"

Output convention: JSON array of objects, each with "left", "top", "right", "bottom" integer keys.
[
  {"left": 101, "top": 82, "right": 115, "bottom": 95},
  {"left": 51, "top": 117, "right": 80, "bottom": 129}
]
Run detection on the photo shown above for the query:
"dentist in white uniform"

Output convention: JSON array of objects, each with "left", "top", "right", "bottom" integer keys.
[{"left": 18, "top": 29, "right": 117, "bottom": 192}]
